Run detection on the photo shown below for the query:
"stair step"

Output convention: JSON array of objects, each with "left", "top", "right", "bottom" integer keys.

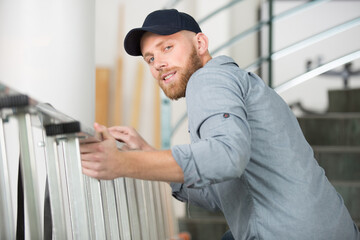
[
  {"left": 178, "top": 217, "right": 228, "bottom": 240},
  {"left": 313, "top": 146, "right": 360, "bottom": 181},
  {"left": 332, "top": 181, "right": 360, "bottom": 187},
  {"left": 186, "top": 203, "right": 224, "bottom": 218},
  {"left": 328, "top": 88, "right": 360, "bottom": 112},
  {"left": 179, "top": 217, "right": 227, "bottom": 224},
  {"left": 332, "top": 181, "right": 360, "bottom": 220},
  {"left": 313, "top": 146, "right": 360, "bottom": 153},
  {"left": 297, "top": 113, "right": 360, "bottom": 146}
]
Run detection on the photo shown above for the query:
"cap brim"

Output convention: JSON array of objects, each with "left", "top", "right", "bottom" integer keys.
[{"left": 124, "top": 26, "right": 183, "bottom": 56}]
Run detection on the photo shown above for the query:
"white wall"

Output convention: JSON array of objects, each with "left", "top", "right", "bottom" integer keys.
[
  {"left": 0, "top": 1, "right": 95, "bottom": 237},
  {"left": 0, "top": 0, "right": 95, "bottom": 126}
]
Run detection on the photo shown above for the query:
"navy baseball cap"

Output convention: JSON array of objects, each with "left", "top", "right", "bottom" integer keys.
[{"left": 124, "top": 9, "right": 202, "bottom": 56}]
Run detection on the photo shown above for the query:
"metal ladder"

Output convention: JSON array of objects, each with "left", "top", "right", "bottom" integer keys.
[{"left": 0, "top": 83, "right": 173, "bottom": 240}]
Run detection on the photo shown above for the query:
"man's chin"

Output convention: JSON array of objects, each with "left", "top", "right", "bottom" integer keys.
[
  {"left": 165, "top": 94, "right": 185, "bottom": 101},
  {"left": 163, "top": 90, "right": 185, "bottom": 100},
  {"left": 170, "top": 95, "right": 185, "bottom": 101}
]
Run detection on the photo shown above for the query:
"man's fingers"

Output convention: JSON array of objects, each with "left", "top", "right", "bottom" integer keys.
[
  {"left": 81, "top": 155, "right": 106, "bottom": 174},
  {"left": 81, "top": 157, "right": 100, "bottom": 168},
  {"left": 108, "top": 126, "right": 129, "bottom": 134},
  {"left": 94, "top": 122, "right": 113, "bottom": 140},
  {"left": 80, "top": 152, "right": 97, "bottom": 162},
  {"left": 108, "top": 128, "right": 128, "bottom": 142},
  {"left": 82, "top": 163, "right": 112, "bottom": 180},
  {"left": 79, "top": 142, "right": 99, "bottom": 153},
  {"left": 82, "top": 167, "right": 101, "bottom": 179}
]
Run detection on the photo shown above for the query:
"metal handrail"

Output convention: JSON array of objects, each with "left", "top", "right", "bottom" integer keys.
[
  {"left": 211, "top": 0, "right": 330, "bottom": 55},
  {"left": 198, "top": 0, "right": 244, "bottom": 25},
  {"left": 272, "top": 17, "right": 360, "bottom": 61},
  {"left": 274, "top": 50, "right": 360, "bottom": 94},
  {"left": 212, "top": 20, "right": 268, "bottom": 56},
  {"left": 244, "top": 17, "right": 360, "bottom": 71},
  {"left": 163, "top": 0, "right": 182, "bottom": 9}
]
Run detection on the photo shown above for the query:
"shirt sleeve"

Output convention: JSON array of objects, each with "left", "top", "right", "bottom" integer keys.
[
  {"left": 170, "top": 182, "right": 221, "bottom": 211},
  {"left": 171, "top": 66, "right": 252, "bottom": 189}
]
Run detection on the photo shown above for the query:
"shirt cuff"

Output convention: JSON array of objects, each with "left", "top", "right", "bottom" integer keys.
[{"left": 170, "top": 182, "right": 187, "bottom": 202}]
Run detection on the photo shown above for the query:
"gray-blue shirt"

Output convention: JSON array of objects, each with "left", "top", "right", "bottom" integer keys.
[{"left": 170, "top": 56, "right": 359, "bottom": 239}]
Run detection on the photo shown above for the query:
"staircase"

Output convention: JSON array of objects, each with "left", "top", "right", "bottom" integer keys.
[
  {"left": 178, "top": 204, "right": 228, "bottom": 240},
  {"left": 297, "top": 87, "right": 360, "bottom": 228}
]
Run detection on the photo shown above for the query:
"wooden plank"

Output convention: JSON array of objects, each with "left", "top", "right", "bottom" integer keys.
[
  {"left": 153, "top": 82, "right": 161, "bottom": 149},
  {"left": 112, "top": 4, "right": 125, "bottom": 126},
  {"left": 130, "top": 62, "right": 145, "bottom": 128},
  {"left": 112, "top": 58, "right": 123, "bottom": 126},
  {"left": 95, "top": 68, "right": 110, "bottom": 126}
]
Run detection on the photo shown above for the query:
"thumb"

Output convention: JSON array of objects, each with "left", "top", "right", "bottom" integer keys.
[{"left": 94, "top": 122, "right": 112, "bottom": 140}]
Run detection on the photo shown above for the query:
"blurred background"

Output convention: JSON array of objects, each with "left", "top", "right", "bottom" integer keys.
[{"left": 1, "top": 0, "right": 359, "bottom": 239}]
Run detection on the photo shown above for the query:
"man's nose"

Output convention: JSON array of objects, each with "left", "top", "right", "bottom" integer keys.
[{"left": 154, "top": 57, "right": 167, "bottom": 70}]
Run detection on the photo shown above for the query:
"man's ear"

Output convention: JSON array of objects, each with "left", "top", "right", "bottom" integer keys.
[{"left": 195, "top": 33, "right": 209, "bottom": 55}]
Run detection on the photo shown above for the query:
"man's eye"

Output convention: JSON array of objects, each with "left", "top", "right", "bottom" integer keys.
[
  {"left": 165, "top": 46, "right": 172, "bottom": 51},
  {"left": 148, "top": 57, "right": 154, "bottom": 63}
]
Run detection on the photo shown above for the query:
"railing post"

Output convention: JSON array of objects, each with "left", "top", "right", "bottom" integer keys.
[
  {"left": 161, "top": 92, "right": 172, "bottom": 150},
  {"left": 268, "top": 0, "right": 274, "bottom": 87}
]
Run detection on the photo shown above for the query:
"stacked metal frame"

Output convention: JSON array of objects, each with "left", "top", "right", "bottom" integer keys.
[{"left": 0, "top": 82, "right": 175, "bottom": 240}]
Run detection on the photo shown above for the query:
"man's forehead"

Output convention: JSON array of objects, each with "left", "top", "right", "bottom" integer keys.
[
  {"left": 141, "top": 31, "right": 180, "bottom": 45},
  {"left": 140, "top": 31, "right": 195, "bottom": 54},
  {"left": 140, "top": 32, "right": 179, "bottom": 55}
]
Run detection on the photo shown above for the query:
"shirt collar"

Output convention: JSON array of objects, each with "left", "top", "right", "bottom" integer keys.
[{"left": 204, "top": 55, "right": 238, "bottom": 68}]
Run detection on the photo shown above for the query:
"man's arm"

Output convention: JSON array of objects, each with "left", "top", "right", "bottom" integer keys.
[{"left": 80, "top": 123, "right": 184, "bottom": 183}]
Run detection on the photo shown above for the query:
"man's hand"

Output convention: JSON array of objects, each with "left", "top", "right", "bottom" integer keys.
[
  {"left": 81, "top": 123, "right": 185, "bottom": 183},
  {"left": 108, "top": 126, "right": 155, "bottom": 151},
  {"left": 81, "top": 123, "right": 123, "bottom": 180}
]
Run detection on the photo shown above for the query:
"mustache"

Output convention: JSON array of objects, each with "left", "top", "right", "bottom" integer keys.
[{"left": 157, "top": 67, "right": 178, "bottom": 79}]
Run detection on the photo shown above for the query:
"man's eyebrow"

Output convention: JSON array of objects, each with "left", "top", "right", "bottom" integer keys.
[
  {"left": 142, "top": 39, "right": 173, "bottom": 58},
  {"left": 143, "top": 52, "right": 152, "bottom": 59}
]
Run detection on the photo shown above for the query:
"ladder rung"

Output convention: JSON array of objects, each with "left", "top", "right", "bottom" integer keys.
[
  {"left": 0, "top": 94, "right": 29, "bottom": 109},
  {"left": 44, "top": 121, "right": 81, "bottom": 136}
]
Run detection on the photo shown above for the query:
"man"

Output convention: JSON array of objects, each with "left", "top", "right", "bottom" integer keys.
[{"left": 81, "top": 9, "right": 359, "bottom": 239}]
